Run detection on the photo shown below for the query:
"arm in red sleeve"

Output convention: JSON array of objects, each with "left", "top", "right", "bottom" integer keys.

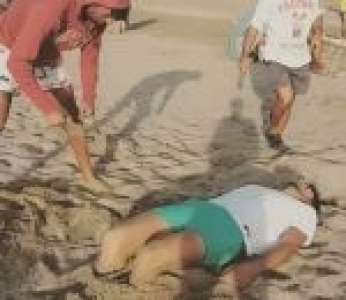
[
  {"left": 80, "top": 32, "right": 103, "bottom": 114},
  {"left": 8, "top": 1, "right": 68, "bottom": 117}
]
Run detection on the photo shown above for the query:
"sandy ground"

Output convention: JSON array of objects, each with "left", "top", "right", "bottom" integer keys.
[{"left": 1, "top": 3, "right": 346, "bottom": 300}]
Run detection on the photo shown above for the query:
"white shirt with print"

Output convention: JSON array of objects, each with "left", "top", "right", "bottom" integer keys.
[
  {"left": 211, "top": 185, "right": 317, "bottom": 256},
  {"left": 251, "top": 0, "right": 322, "bottom": 68}
]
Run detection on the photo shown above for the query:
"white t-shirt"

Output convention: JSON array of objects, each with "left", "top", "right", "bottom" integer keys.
[
  {"left": 251, "top": 0, "right": 322, "bottom": 68},
  {"left": 211, "top": 185, "right": 317, "bottom": 256}
]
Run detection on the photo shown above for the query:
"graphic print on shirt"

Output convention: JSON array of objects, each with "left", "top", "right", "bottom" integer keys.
[{"left": 279, "top": 0, "right": 314, "bottom": 41}]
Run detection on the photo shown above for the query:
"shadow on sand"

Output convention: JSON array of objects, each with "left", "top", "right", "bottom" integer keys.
[{"left": 3, "top": 70, "right": 201, "bottom": 189}]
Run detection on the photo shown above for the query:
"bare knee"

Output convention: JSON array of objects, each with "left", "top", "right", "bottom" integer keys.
[{"left": 276, "top": 85, "right": 294, "bottom": 107}]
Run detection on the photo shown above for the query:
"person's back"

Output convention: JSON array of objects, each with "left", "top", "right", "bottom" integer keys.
[
  {"left": 211, "top": 185, "right": 317, "bottom": 255},
  {"left": 0, "top": 0, "right": 40, "bottom": 48}
]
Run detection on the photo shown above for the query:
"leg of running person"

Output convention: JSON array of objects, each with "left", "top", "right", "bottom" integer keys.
[{"left": 268, "top": 83, "right": 295, "bottom": 138}]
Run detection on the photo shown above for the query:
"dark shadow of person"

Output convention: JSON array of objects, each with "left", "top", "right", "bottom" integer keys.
[
  {"left": 249, "top": 62, "right": 275, "bottom": 134},
  {"left": 93, "top": 70, "right": 202, "bottom": 170},
  {"left": 131, "top": 96, "right": 303, "bottom": 299},
  {"left": 129, "top": 18, "right": 158, "bottom": 31}
]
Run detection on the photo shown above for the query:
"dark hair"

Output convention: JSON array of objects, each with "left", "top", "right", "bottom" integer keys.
[
  {"left": 287, "top": 181, "right": 322, "bottom": 214},
  {"left": 307, "top": 183, "right": 322, "bottom": 223}
]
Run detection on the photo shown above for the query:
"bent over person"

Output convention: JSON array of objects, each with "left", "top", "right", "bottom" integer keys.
[
  {"left": 0, "top": 0, "right": 130, "bottom": 191},
  {"left": 95, "top": 179, "right": 320, "bottom": 290},
  {"left": 240, "top": 0, "right": 324, "bottom": 150}
]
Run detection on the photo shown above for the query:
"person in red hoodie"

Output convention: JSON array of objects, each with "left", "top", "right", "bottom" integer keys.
[{"left": 0, "top": 0, "right": 130, "bottom": 191}]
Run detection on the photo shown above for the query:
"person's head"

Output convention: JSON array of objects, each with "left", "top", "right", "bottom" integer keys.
[
  {"left": 284, "top": 179, "right": 321, "bottom": 214},
  {"left": 83, "top": 0, "right": 130, "bottom": 25}
]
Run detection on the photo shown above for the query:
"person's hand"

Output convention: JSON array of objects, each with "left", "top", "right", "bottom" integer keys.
[
  {"left": 238, "top": 56, "right": 252, "bottom": 89},
  {"left": 239, "top": 56, "right": 252, "bottom": 77},
  {"left": 219, "top": 260, "right": 263, "bottom": 290},
  {"left": 310, "top": 60, "right": 325, "bottom": 75},
  {"left": 80, "top": 102, "right": 96, "bottom": 128},
  {"left": 80, "top": 101, "right": 95, "bottom": 118}
]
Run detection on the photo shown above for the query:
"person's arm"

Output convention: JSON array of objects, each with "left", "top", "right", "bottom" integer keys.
[
  {"left": 80, "top": 29, "right": 104, "bottom": 117},
  {"left": 8, "top": 0, "right": 69, "bottom": 125},
  {"left": 239, "top": 26, "right": 261, "bottom": 76},
  {"left": 219, "top": 227, "right": 307, "bottom": 289},
  {"left": 239, "top": 0, "right": 269, "bottom": 76},
  {"left": 309, "top": 15, "right": 324, "bottom": 74}
]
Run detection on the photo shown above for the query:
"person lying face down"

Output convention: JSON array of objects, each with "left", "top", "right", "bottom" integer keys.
[{"left": 94, "top": 179, "right": 321, "bottom": 290}]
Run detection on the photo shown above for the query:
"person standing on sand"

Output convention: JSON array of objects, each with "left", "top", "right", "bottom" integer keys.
[
  {"left": 240, "top": 0, "right": 324, "bottom": 150},
  {"left": 0, "top": 0, "right": 130, "bottom": 192}
]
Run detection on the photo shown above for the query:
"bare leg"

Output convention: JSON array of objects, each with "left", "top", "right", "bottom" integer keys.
[
  {"left": 268, "top": 84, "right": 294, "bottom": 136},
  {"left": 95, "top": 212, "right": 169, "bottom": 274},
  {"left": 50, "top": 88, "right": 107, "bottom": 192},
  {"left": 130, "top": 231, "right": 205, "bottom": 289},
  {"left": 0, "top": 91, "right": 12, "bottom": 130}
]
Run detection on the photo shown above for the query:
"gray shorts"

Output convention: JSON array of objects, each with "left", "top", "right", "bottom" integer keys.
[{"left": 261, "top": 61, "right": 311, "bottom": 96}]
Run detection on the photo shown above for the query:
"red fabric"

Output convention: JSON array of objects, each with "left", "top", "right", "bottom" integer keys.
[
  {"left": 85, "top": 0, "right": 130, "bottom": 8},
  {"left": 0, "top": 0, "right": 128, "bottom": 116}
]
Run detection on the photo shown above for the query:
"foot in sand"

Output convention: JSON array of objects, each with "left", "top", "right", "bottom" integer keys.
[{"left": 265, "top": 132, "right": 290, "bottom": 152}]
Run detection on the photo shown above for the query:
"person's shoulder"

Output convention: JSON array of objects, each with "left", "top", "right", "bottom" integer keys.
[
  {"left": 229, "top": 184, "right": 265, "bottom": 194},
  {"left": 29, "top": 0, "right": 70, "bottom": 10},
  {"left": 291, "top": 199, "right": 318, "bottom": 225},
  {"left": 256, "top": 0, "right": 275, "bottom": 6}
]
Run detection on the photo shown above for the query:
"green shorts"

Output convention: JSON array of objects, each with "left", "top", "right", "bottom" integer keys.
[{"left": 153, "top": 199, "right": 245, "bottom": 273}]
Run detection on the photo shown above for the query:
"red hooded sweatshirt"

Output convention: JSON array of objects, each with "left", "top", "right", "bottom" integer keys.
[{"left": 0, "top": 0, "right": 129, "bottom": 116}]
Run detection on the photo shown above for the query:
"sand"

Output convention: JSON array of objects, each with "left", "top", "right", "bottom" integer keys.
[{"left": 1, "top": 2, "right": 346, "bottom": 299}]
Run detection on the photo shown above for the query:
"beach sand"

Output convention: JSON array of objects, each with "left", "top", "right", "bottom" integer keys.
[{"left": 1, "top": 2, "right": 346, "bottom": 299}]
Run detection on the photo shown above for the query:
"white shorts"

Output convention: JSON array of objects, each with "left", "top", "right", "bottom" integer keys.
[{"left": 0, "top": 44, "right": 70, "bottom": 93}]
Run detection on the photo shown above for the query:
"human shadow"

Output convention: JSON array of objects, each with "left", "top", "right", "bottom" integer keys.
[
  {"left": 94, "top": 70, "right": 201, "bottom": 168},
  {"left": 129, "top": 18, "right": 158, "bottom": 31},
  {"left": 4, "top": 70, "right": 201, "bottom": 186},
  {"left": 249, "top": 62, "right": 274, "bottom": 133},
  {"left": 131, "top": 96, "right": 303, "bottom": 299}
]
